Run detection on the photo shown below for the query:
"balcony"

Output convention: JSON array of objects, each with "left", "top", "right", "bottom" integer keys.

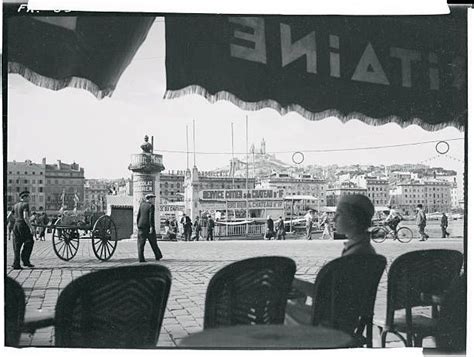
[{"left": 128, "top": 153, "right": 165, "bottom": 173}]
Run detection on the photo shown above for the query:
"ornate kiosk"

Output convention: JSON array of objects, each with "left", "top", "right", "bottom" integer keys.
[{"left": 128, "top": 135, "right": 165, "bottom": 237}]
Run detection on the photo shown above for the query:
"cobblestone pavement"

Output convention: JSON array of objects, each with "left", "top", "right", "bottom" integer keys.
[{"left": 5, "top": 235, "right": 464, "bottom": 348}]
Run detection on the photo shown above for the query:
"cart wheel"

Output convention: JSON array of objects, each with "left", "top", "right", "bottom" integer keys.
[
  {"left": 370, "top": 226, "right": 387, "bottom": 243},
  {"left": 92, "top": 215, "right": 118, "bottom": 261},
  {"left": 52, "top": 218, "right": 80, "bottom": 261}
]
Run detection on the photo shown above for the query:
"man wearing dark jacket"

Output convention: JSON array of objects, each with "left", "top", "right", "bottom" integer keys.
[
  {"left": 8, "top": 191, "right": 36, "bottom": 269},
  {"left": 137, "top": 193, "right": 163, "bottom": 262},
  {"left": 181, "top": 213, "right": 193, "bottom": 241},
  {"left": 441, "top": 213, "right": 450, "bottom": 238},
  {"left": 207, "top": 215, "right": 215, "bottom": 241}
]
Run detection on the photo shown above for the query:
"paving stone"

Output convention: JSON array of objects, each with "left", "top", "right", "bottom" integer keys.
[{"left": 6, "top": 238, "right": 463, "bottom": 348}]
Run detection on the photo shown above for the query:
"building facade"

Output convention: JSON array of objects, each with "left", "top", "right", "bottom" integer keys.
[
  {"left": 258, "top": 173, "right": 327, "bottom": 212},
  {"left": 44, "top": 159, "right": 85, "bottom": 214},
  {"left": 389, "top": 179, "right": 451, "bottom": 215},
  {"left": 6, "top": 160, "right": 46, "bottom": 211},
  {"left": 160, "top": 170, "right": 257, "bottom": 203},
  {"left": 389, "top": 181, "right": 425, "bottom": 215},
  {"left": 326, "top": 181, "right": 368, "bottom": 207},
  {"left": 353, "top": 176, "right": 390, "bottom": 206},
  {"left": 160, "top": 171, "right": 186, "bottom": 202},
  {"left": 424, "top": 180, "right": 451, "bottom": 214},
  {"left": 84, "top": 179, "right": 109, "bottom": 212}
]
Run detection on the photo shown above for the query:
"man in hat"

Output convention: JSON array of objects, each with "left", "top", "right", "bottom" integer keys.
[
  {"left": 136, "top": 193, "right": 163, "bottom": 262},
  {"left": 440, "top": 213, "right": 450, "bottom": 238},
  {"left": 416, "top": 204, "right": 429, "bottom": 241},
  {"left": 7, "top": 191, "right": 35, "bottom": 269},
  {"left": 180, "top": 213, "right": 192, "bottom": 242},
  {"left": 207, "top": 214, "right": 215, "bottom": 241}
]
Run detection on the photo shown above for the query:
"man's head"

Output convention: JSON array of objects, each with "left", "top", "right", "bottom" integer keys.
[
  {"left": 19, "top": 190, "right": 30, "bottom": 202},
  {"left": 145, "top": 193, "right": 156, "bottom": 203},
  {"left": 417, "top": 204, "right": 423, "bottom": 210},
  {"left": 267, "top": 215, "right": 271, "bottom": 219},
  {"left": 335, "top": 194, "right": 374, "bottom": 236}
]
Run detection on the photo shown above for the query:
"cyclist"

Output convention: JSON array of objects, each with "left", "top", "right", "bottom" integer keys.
[{"left": 384, "top": 205, "right": 403, "bottom": 235}]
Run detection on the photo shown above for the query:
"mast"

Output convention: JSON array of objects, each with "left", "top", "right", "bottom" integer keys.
[
  {"left": 231, "top": 122, "right": 235, "bottom": 187},
  {"left": 246, "top": 116, "right": 249, "bottom": 220},
  {"left": 186, "top": 125, "right": 189, "bottom": 170},
  {"left": 193, "top": 119, "right": 196, "bottom": 167}
]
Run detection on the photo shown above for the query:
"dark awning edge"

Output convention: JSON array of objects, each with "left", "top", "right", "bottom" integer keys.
[
  {"left": 8, "top": 62, "right": 114, "bottom": 99},
  {"left": 164, "top": 85, "right": 465, "bottom": 133}
]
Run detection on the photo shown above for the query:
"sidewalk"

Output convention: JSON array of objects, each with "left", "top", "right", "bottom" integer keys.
[{"left": 6, "top": 237, "right": 463, "bottom": 348}]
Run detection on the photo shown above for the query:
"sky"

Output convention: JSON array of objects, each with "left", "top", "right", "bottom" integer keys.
[{"left": 7, "top": 17, "right": 465, "bottom": 184}]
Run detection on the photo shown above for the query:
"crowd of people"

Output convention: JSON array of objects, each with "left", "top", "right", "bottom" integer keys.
[
  {"left": 264, "top": 202, "right": 453, "bottom": 242},
  {"left": 163, "top": 213, "right": 215, "bottom": 242},
  {"left": 7, "top": 204, "right": 51, "bottom": 243},
  {"left": 7, "top": 190, "right": 456, "bottom": 267}
]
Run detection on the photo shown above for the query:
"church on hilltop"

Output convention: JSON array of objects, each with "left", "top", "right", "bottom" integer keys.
[{"left": 225, "top": 138, "right": 292, "bottom": 178}]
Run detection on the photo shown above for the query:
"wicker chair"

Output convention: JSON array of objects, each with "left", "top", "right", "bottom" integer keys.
[
  {"left": 377, "top": 249, "right": 463, "bottom": 347},
  {"left": 204, "top": 256, "right": 297, "bottom": 328},
  {"left": 5, "top": 277, "right": 26, "bottom": 346},
  {"left": 435, "top": 273, "right": 466, "bottom": 352},
  {"left": 286, "top": 254, "right": 387, "bottom": 347},
  {"left": 15, "top": 264, "right": 170, "bottom": 348}
]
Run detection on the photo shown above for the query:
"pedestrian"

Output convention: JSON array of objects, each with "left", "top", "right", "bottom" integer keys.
[
  {"left": 164, "top": 218, "right": 170, "bottom": 235},
  {"left": 136, "top": 193, "right": 163, "bottom": 262},
  {"left": 416, "top": 204, "right": 429, "bottom": 241},
  {"left": 7, "top": 191, "right": 36, "bottom": 269},
  {"left": 304, "top": 209, "right": 314, "bottom": 240},
  {"left": 30, "top": 211, "right": 38, "bottom": 240},
  {"left": 335, "top": 194, "right": 377, "bottom": 256},
  {"left": 207, "top": 215, "right": 215, "bottom": 241},
  {"left": 193, "top": 216, "right": 202, "bottom": 241},
  {"left": 265, "top": 215, "right": 275, "bottom": 240},
  {"left": 169, "top": 217, "right": 178, "bottom": 240},
  {"left": 320, "top": 211, "right": 333, "bottom": 240},
  {"left": 276, "top": 216, "right": 286, "bottom": 240},
  {"left": 7, "top": 207, "right": 15, "bottom": 240},
  {"left": 180, "top": 213, "right": 193, "bottom": 241},
  {"left": 38, "top": 212, "right": 49, "bottom": 241},
  {"left": 441, "top": 213, "right": 450, "bottom": 238}
]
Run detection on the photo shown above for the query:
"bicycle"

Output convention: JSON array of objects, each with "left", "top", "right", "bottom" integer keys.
[{"left": 370, "top": 223, "right": 413, "bottom": 243}]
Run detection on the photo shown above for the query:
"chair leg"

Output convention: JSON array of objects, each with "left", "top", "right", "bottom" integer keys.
[
  {"left": 381, "top": 330, "right": 388, "bottom": 348},
  {"left": 413, "top": 334, "right": 423, "bottom": 347},
  {"left": 393, "top": 331, "right": 409, "bottom": 347},
  {"left": 366, "top": 324, "right": 373, "bottom": 348}
]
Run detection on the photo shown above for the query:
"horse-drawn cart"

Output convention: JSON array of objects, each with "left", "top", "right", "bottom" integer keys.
[{"left": 48, "top": 211, "right": 118, "bottom": 261}]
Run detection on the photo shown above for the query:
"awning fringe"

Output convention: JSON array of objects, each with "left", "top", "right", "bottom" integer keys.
[
  {"left": 164, "top": 85, "right": 464, "bottom": 132},
  {"left": 8, "top": 62, "right": 114, "bottom": 99}
]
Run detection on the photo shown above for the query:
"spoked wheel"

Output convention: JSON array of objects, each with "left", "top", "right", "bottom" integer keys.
[
  {"left": 396, "top": 227, "right": 413, "bottom": 243},
  {"left": 370, "top": 226, "right": 387, "bottom": 243},
  {"left": 52, "top": 218, "right": 80, "bottom": 261},
  {"left": 92, "top": 215, "right": 118, "bottom": 261}
]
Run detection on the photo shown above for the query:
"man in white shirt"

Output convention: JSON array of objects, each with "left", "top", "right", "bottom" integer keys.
[
  {"left": 384, "top": 205, "right": 402, "bottom": 234},
  {"left": 304, "top": 210, "right": 314, "bottom": 240}
]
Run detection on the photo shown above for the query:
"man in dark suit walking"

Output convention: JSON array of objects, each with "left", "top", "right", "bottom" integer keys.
[{"left": 137, "top": 193, "right": 163, "bottom": 262}]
